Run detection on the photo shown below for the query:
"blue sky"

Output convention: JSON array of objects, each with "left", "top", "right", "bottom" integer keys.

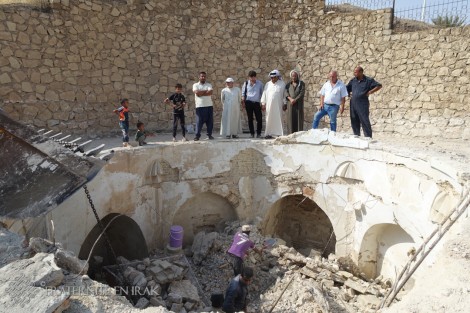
[{"left": 395, "top": 0, "right": 431, "bottom": 10}]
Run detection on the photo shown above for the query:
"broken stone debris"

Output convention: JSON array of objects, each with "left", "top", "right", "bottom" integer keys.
[
  {"left": 0, "top": 222, "right": 393, "bottom": 313},
  {"left": 191, "top": 231, "right": 218, "bottom": 265},
  {"left": 55, "top": 248, "right": 89, "bottom": 275},
  {"left": 0, "top": 226, "right": 30, "bottom": 268},
  {"left": 29, "top": 237, "right": 60, "bottom": 254},
  {"left": 185, "top": 223, "right": 392, "bottom": 313},
  {"left": 0, "top": 252, "right": 69, "bottom": 312},
  {"left": 105, "top": 256, "right": 203, "bottom": 311}
]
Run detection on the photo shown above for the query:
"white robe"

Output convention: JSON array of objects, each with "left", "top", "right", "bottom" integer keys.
[
  {"left": 220, "top": 87, "right": 242, "bottom": 136},
  {"left": 261, "top": 79, "right": 285, "bottom": 136}
]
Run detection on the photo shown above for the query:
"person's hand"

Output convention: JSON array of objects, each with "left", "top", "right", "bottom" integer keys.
[
  {"left": 261, "top": 104, "right": 266, "bottom": 112},
  {"left": 173, "top": 104, "right": 176, "bottom": 108},
  {"left": 164, "top": 98, "right": 170, "bottom": 103},
  {"left": 340, "top": 105, "right": 344, "bottom": 115},
  {"left": 319, "top": 103, "right": 324, "bottom": 110},
  {"left": 241, "top": 100, "right": 245, "bottom": 109}
]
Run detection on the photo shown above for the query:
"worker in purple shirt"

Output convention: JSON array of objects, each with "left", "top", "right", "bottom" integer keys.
[{"left": 227, "top": 225, "right": 263, "bottom": 276}]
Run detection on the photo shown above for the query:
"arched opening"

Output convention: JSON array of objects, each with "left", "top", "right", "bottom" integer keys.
[
  {"left": 78, "top": 213, "right": 148, "bottom": 279},
  {"left": 359, "top": 223, "right": 415, "bottom": 279},
  {"left": 173, "top": 192, "right": 237, "bottom": 246},
  {"left": 263, "top": 194, "right": 336, "bottom": 257}
]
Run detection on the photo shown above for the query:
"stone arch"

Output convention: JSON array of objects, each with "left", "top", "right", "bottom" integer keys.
[
  {"left": 78, "top": 213, "right": 148, "bottom": 279},
  {"left": 429, "top": 190, "right": 456, "bottom": 224},
  {"left": 262, "top": 194, "right": 336, "bottom": 256},
  {"left": 335, "top": 161, "right": 363, "bottom": 181},
  {"left": 173, "top": 192, "right": 237, "bottom": 246},
  {"left": 359, "top": 223, "right": 414, "bottom": 279}
]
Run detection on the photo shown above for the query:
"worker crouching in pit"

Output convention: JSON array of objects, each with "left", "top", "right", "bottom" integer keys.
[
  {"left": 226, "top": 225, "right": 264, "bottom": 276},
  {"left": 222, "top": 267, "right": 254, "bottom": 313}
]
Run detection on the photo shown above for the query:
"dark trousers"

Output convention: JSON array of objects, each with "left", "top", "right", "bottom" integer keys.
[
  {"left": 173, "top": 113, "right": 186, "bottom": 137},
  {"left": 350, "top": 101, "right": 372, "bottom": 138},
  {"left": 245, "top": 100, "right": 262, "bottom": 136},
  {"left": 119, "top": 121, "right": 129, "bottom": 142},
  {"left": 195, "top": 106, "right": 213, "bottom": 138},
  {"left": 228, "top": 253, "right": 243, "bottom": 276}
]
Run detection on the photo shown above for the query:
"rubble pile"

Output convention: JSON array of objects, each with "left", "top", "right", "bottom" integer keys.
[
  {"left": 108, "top": 255, "right": 204, "bottom": 312},
  {"left": 0, "top": 223, "right": 393, "bottom": 313},
  {"left": 186, "top": 223, "right": 393, "bottom": 313},
  {"left": 0, "top": 226, "right": 171, "bottom": 313}
]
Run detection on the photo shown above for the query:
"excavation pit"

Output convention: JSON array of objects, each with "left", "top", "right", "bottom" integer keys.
[{"left": 2, "top": 130, "right": 470, "bottom": 312}]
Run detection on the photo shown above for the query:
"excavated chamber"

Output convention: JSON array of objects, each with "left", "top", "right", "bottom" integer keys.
[{"left": 9, "top": 130, "right": 467, "bottom": 281}]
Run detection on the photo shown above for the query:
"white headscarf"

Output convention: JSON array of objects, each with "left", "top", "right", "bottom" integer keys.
[
  {"left": 269, "top": 69, "right": 282, "bottom": 80},
  {"left": 290, "top": 69, "right": 301, "bottom": 81}
]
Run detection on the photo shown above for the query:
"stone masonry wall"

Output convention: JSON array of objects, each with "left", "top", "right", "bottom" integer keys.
[{"left": 0, "top": 0, "right": 469, "bottom": 139}]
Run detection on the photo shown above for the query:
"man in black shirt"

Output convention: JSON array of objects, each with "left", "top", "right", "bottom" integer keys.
[
  {"left": 346, "top": 66, "right": 382, "bottom": 138},
  {"left": 222, "top": 267, "right": 254, "bottom": 313}
]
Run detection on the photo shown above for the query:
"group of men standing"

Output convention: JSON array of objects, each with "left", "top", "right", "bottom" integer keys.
[
  {"left": 241, "top": 69, "right": 306, "bottom": 139},
  {"left": 192, "top": 66, "right": 382, "bottom": 141}
]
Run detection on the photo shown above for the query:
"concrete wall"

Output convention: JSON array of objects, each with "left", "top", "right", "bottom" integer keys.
[
  {"left": 13, "top": 130, "right": 462, "bottom": 280},
  {"left": 1, "top": 0, "right": 469, "bottom": 138}
]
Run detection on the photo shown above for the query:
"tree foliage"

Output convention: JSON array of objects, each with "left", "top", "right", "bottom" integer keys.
[{"left": 432, "top": 15, "right": 466, "bottom": 27}]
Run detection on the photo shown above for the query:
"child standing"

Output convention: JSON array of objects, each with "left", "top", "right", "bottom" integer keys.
[
  {"left": 164, "top": 83, "right": 187, "bottom": 142},
  {"left": 113, "top": 98, "right": 130, "bottom": 147}
]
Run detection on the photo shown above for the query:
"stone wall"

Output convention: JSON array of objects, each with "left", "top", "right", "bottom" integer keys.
[{"left": 0, "top": 0, "right": 469, "bottom": 139}]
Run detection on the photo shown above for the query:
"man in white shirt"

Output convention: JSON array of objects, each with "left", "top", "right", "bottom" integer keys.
[
  {"left": 312, "top": 70, "right": 348, "bottom": 132},
  {"left": 192, "top": 71, "right": 214, "bottom": 140},
  {"left": 241, "top": 70, "right": 264, "bottom": 138}
]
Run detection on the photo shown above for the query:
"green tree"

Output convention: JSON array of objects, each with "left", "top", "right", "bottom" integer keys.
[{"left": 432, "top": 15, "right": 466, "bottom": 27}]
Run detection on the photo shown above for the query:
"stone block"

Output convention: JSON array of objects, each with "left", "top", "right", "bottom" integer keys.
[
  {"left": 45, "top": 90, "right": 59, "bottom": 101},
  {"left": 47, "top": 119, "right": 60, "bottom": 127},
  {"left": 111, "top": 8, "right": 121, "bottom": 17},
  {"left": 146, "top": 259, "right": 185, "bottom": 284},
  {"left": 21, "top": 82, "right": 33, "bottom": 92},
  {"left": 6, "top": 21, "right": 16, "bottom": 31},
  {"left": 17, "top": 32, "right": 30, "bottom": 44},
  {"left": 0, "top": 32, "right": 13, "bottom": 41},
  {"left": 9, "top": 57, "right": 21, "bottom": 69},
  {"left": 134, "top": 297, "right": 149, "bottom": 309},
  {"left": 167, "top": 292, "right": 183, "bottom": 304},
  {"left": 149, "top": 296, "right": 166, "bottom": 307},
  {"left": 0, "top": 253, "right": 68, "bottom": 311},
  {"left": 55, "top": 248, "right": 88, "bottom": 275},
  {"left": 0, "top": 73, "right": 11, "bottom": 84},
  {"left": 168, "top": 280, "right": 200, "bottom": 303},
  {"left": 29, "top": 237, "right": 56, "bottom": 253},
  {"left": 60, "top": 91, "right": 76, "bottom": 101},
  {"left": 191, "top": 231, "right": 218, "bottom": 265},
  {"left": 170, "top": 303, "right": 184, "bottom": 312},
  {"left": 344, "top": 278, "right": 368, "bottom": 294}
]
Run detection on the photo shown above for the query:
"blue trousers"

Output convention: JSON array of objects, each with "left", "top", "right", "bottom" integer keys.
[
  {"left": 195, "top": 106, "right": 213, "bottom": 138},
  {"left": 312, "top": 104, "right": 340, "bottom": 131},
  {"left": 119, "top": 121, "right": 129, "bottom": 142}
]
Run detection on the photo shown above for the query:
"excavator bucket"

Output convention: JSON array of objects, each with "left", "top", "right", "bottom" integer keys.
[{"left": 0, "top": 110, "right": 103, "bottom": 219}]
